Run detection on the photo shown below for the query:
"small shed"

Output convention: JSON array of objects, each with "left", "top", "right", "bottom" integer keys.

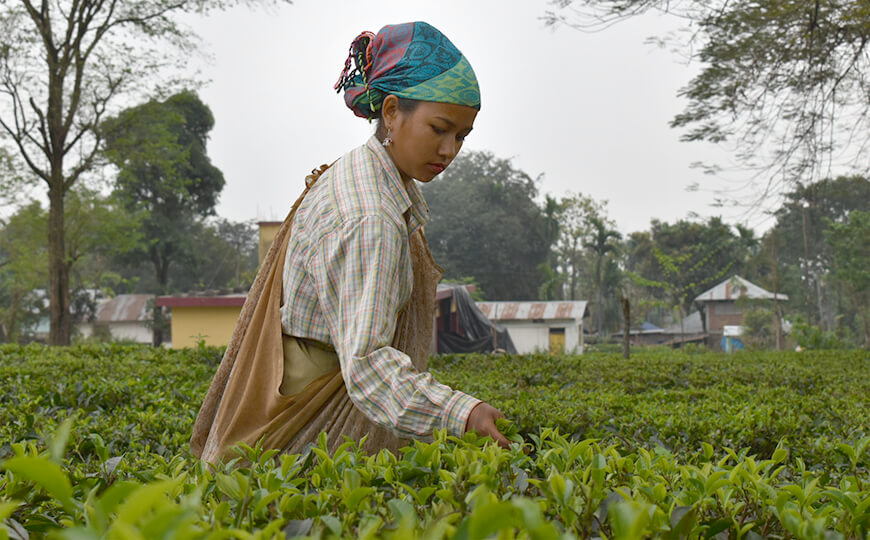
[
  {"left": 476, "top": 301, "right": 589, "bottom": 354},
  {"left": 78, "top": 294, "right": 153, "bottom": 343},
  {"left": 156, "top": 291, "right": 247, "bottom": 348}
]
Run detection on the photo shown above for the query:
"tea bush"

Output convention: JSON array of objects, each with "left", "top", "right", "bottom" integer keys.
[{"left": 1, "top": 344, "right": 867, "bottom": 539}]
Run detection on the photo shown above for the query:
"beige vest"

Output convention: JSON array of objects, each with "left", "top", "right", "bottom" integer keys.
[{"left": 189, "top": 164, "right": 444, "bottom": 462}]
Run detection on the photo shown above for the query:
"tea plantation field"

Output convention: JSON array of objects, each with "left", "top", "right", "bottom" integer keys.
[{"left": 0, "top": 344, "right": 867, "bottom": 539}]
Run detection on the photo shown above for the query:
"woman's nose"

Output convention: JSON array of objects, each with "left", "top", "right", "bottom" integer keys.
[{"left": 439, "top": 138, "right": 456, "bottom": 159}]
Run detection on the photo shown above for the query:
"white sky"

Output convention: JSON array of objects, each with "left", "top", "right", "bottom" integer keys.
[{"left": 187, "top": 0, "right": 760, "bottom": 234}]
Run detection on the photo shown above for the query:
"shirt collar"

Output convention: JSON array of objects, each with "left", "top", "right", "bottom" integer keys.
[{"left": 365, "top": 135, "right": 430, "bottom": 234}]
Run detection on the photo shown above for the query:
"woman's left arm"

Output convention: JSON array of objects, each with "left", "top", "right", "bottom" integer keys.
[{"left": 310, "top": 215, "right": 481, "bottom": 439}]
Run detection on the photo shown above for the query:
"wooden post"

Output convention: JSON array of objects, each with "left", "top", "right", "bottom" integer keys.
[{"left": 622, "top": 297, "right": 631, "bottom": 359}]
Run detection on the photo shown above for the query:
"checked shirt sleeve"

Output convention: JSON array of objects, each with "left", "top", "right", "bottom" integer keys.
[{"left": 309, "top": 215, "right": 480, "bottom": 439}]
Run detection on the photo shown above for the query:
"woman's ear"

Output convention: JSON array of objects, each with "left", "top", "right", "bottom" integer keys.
[{"left": 381, "top": 94, "right": 399, "bottom": 129}]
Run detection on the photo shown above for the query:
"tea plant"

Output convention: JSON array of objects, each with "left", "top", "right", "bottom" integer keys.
[{"left": 1, "top": 344, "right": 867, "bottom": 538}]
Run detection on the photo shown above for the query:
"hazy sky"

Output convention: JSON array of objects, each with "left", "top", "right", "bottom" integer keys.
[{"left": 187, "top": 0, "right": 759, "bottom": 234}]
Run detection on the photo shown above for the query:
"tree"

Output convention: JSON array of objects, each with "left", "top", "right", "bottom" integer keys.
[
  {"left": 106, "top": 217, "right": 258, "bottom": 296},
  {"left": 584, "top": 215, "right": 622, "bottom": 333},
  {"left": 0, "top": 189, "right": 139, "bottom": 342},
  {"left": 422, "top": 151, "right": 557, "bottom": 300},
  {"left": 0, "top": 202, "right": 47, "bottom": 342},
  {"left": 552, "top": 192, "right": 602, "bottom": 301},
  {"left": 212, "top": 218, "right": 258, "bottom": 289},
  {"left": 0, "top": 0, "right": 284, "bottom": 345},
  {"left": 101, "top": 90, "right": 224, "bottom": 346},
  {"left": 547, "top": 1, "right": 870, "bottom": 202},
  {"left": 768, "top": 176, "right": 870, "bottom": 329},
  {"left": 537, "top": 195, "right": 564, "bottom": 300},
  {"left": 626, "top": 217, "right": 749, "bottom": 336},
  {"left": 825, "top": 210, "right": 870, "bottom": 347},
  {"left": 102, "top": 90, "right": 224, "bottom": 289}
]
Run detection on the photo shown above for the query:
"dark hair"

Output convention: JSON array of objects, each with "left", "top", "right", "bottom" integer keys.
[{"left": 375, "top": 97, "right": 421, "bottom": 140}]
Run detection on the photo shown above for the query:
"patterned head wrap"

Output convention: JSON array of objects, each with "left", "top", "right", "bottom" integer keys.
[{"left": 335, "top": 22, "right": 481, "bottom": 119}]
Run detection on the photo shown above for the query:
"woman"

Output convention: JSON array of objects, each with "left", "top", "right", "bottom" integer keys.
[{"left": 191, "top": 22, "right": 508, "bottom": 463}]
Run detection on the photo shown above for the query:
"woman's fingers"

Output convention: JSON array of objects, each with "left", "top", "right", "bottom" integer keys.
[{"left": 465, "top": 401, "right": 511, "bottom": 449}]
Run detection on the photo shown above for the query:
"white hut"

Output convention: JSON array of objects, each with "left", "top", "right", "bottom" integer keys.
[
  {"left": 476, "top": 301, "right": 589, "bottom": 354},
  {"left": 78, "top": 294, "right": 153, "bottom": 343}
]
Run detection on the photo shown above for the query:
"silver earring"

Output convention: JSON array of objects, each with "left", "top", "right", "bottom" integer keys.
[{"left": 382, "top": 128, "right": 393, "bottom": 147}]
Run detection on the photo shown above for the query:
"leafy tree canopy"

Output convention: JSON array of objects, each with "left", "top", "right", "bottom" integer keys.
[
  {"left": 101, "top": 90, "right": 225, "bottom": 291},
  {"left": 824, "top": 210, "right": 870, "bottom": 346},
  {"left": 0, "top": 0, "right": 286, "bottom": 344},
  {"left": 422, "top": 151, "right": 556, "bottom": 300},
  {"left": 772, "top": 175, "right": 870, "bottom": 267},
  {"left": 546, "top": 0, "right": 870, "bottom": 202},
  {"left": 0, "top": 189, "right": 139, "bottom": 343},
  {"left": 626, "top": 216, "right": 754, "bottom": 323}
]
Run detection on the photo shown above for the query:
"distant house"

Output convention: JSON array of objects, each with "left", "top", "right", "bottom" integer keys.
[
  {"left": 695, "top": 275, "right": 788, "bottom": 334},
  {"left": 155, "top": 291, "right": 246, "bottom": 348},
  {"left": 629, "top": 275, "right": 788, "bottom": 349},
  {"left": 476, "top": 301, "right": 589, "bottom": 354},
  {"left": 78, "top": 294, "right": 153, "bottom": 343}
]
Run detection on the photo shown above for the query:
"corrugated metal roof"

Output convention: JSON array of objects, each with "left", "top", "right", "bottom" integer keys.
[
  {"left": 694, "top": 275, "right": 789, "bottom": 302},
  {"left": 476, "top": 301, "right": 588, "bottom": 321},
  {"left": 94, "top": 294, "right": 152, "bottom": 323}
]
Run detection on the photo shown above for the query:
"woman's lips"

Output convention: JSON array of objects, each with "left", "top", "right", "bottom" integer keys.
[{"left": 428, "top": 163, "right": 445, "bottom": 173}]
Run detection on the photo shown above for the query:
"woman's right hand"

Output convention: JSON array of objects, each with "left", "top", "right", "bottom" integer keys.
[{"left": 465, "top": 401, "right": 511, "bottom": 449}]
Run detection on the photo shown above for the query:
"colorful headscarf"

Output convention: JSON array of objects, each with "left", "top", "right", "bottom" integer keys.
[{"left": 335, "top": 22, "right": 481, "bottom": 119}]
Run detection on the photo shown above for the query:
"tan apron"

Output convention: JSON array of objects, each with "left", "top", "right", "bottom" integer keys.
[{"left": 189, "top": 164, "right": 444, "bottom": 463}]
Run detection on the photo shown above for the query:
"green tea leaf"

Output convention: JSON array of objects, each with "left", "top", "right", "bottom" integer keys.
[
  {"left": 2, "top": 457, "right": 75, "bottom": 513},
  {"left": 48, "top": 418, "right": 74, "bottom": 464}
]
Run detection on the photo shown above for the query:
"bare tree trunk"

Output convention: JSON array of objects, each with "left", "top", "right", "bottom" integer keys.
[
  {"left": 151, "top": 304, "right": 167, "bottom": 348},
  {"left": 569, "top": 242, "right": 578, "bottom": 301},
  {"left": 678, "top": 306, "right": 685, "bottom": 349},
  {"left": 815, "top": 278, "right": 826, "bottom": 331},
  {"left": 596, "top": 257, "right": 603, "bottom": 334},
  {"left": 48, "top": 182, "right": 71, "bottom": 345},
  {"left": 770, "top": 232, "right": 783, "bottom": 350},
  {"left": 861, "top": 309, "right": 870, "bottom": 349},
  {"left": 801, "top": 205, "right": 813, "bottom": 323},
  {"left": 622, "top": 297, "right": 630, "bottom": 359}
]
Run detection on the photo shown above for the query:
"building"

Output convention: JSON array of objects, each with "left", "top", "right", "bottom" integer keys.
[
  {"left": 155, "top": 292, "right": 247, "bottom": 348},
  {"left": 628, "top": 275, "right": 788, "bottom": 349},
  {"left": 78, "top": 294, "right": 153, "bottom": 343},
  {"left": 695, "top": 275, "right": 788, "bottom": 333},
  {"left": 476, "top": 301, "right": 589, "bottom": 354}
]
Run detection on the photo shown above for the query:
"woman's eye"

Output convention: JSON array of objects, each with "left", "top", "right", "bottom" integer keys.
[{"left": 431, "top": 125, "right": 446, "bottom": 135}]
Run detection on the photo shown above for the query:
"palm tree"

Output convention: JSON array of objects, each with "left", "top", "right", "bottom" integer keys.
[{"left": 585, "top": 217, "right": 622, "bottom": 334}]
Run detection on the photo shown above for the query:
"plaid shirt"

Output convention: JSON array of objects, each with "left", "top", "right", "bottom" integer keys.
[{"left": 280, "top": 135, "right": 480, "bottom": 439}]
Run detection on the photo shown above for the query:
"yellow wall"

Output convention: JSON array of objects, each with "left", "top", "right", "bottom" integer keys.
[
  {"left": 258, "top": 223, "right": 281, "bottom": 266},
  {"left": 169, "top": 306, "right": 242, "bottom": 348}
]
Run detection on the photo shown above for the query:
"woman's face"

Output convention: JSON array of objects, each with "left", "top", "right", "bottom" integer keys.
[{"left": 384, "top": 99, "right": 477, "bottom": 183}]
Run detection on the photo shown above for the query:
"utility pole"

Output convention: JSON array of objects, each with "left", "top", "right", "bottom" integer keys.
[{"left": 801, "top": 201, "right": 812, "bottom": 323}]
